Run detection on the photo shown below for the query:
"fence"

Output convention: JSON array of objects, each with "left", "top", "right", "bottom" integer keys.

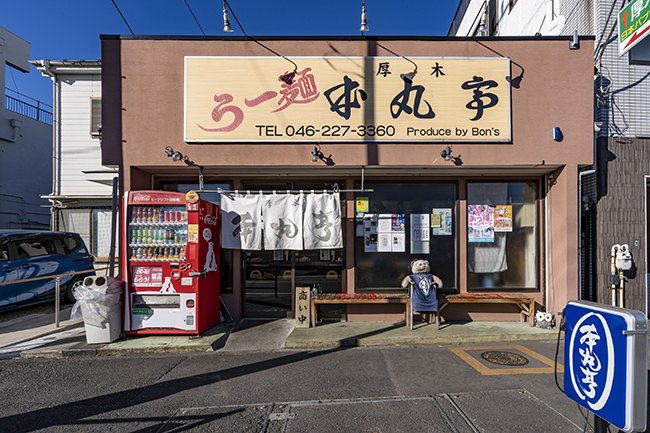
[
  {"left": 0, "top": 267, "right": 110, "bottom": 327},
  {"left": 4, "top": 90, "right": 53, "bottom": 125}
]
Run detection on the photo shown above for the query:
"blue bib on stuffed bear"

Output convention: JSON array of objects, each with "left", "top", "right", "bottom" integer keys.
[{"left": 410, "top": 273, "right": 438, "bottom": 312}]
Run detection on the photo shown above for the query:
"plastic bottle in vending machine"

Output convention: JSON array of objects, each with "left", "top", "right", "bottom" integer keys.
[
  {"left": 136, "top": 247, "right": 143, "bottom": 260},
  {"left": 135, "top": 208, "right": 142, "bottom": 223},
  {"left": 169, "top": 246, "right": 176, "bottom": 260},
  {"left": 174, "top": 230, "right": 181, "bottom": 244},
  {"left": 179, "top": 246, "right": 186, "bottom": 260},
  {"left": 175, "top": 210, "right": 182, "bottom": 223}
]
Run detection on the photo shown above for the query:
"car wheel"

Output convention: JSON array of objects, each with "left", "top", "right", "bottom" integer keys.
[{"left": 66, "top": 277, "right": 85, "bottom": 304}]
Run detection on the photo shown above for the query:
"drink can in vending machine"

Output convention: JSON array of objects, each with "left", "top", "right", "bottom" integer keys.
[{"left": 175, "top": 210, "right": 182, "bottom": 222}]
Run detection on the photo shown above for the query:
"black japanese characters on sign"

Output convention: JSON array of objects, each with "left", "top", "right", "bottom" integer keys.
[{"left": 185, "top": 57, "right": 511, "bottom": 142}]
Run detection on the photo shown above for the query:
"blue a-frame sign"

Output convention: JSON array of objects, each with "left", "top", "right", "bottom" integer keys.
[{"left": 564, "top": 301, "right": 647, "bottom": 432}]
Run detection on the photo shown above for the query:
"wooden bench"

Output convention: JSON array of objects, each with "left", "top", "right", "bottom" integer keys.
[
  {"left": 310, "top": 293, "right": 411, "bottom": 327},
  {"left": 438, "top": 294, "right": 536, "bottom": 326}
]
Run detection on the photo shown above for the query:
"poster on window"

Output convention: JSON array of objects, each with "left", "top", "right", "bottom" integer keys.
[
  {"left": 410, "top": 214, "right": 430, "bottom": 254},
  {"left": 378, "top": 233, "right": 392, "bottom": 252},
  {"left": 468, "top": 205, "right": 495, "bottom": 242},
  {"left": 378, "top": 214, "right": 392, "bottom": 233},
  {"left": 493, "top": 204, "right": 513, "bottom": 232},
  {"left": 363, "top": 214, "right": 379, "bottom": 252},
  {"left": 392, "top": 233, "right": 406, "bottom": 252},
  {"left": 431, "top": 208, "right": 453, "bottom": 236},
  {"left": 392, "top": 214, "right": 405, "bottom": 233}
]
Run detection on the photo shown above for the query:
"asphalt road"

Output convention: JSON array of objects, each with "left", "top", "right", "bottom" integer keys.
[{"left": 0, "top": 340, "right": 600, "bottom": 433}]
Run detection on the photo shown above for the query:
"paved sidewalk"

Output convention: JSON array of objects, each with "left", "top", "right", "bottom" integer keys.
[{"left": 0, "top": 305, "right": 561, "bottom": 358}]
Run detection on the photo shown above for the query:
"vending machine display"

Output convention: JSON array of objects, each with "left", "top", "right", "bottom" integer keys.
[{"left": 121, "top": 190, "right": 220, "bottom": 335}]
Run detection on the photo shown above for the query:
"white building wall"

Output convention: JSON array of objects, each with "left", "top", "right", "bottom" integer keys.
[
  {"left": 57, "top": 74, "right": 111, "bottom": 195},
  {"left": 0, "top": 27, "right": 51, "bottom": 229},
  {"left": 594, "top": 0, "right": 650, "bottom": 138}
]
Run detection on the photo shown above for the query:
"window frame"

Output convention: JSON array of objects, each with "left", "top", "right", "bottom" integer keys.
[
  {"left": 90, "top": 97, "right": 102, "bottom": 138},
  {"left": 465, "top": 179, "right": 541, "bottom": 292}
]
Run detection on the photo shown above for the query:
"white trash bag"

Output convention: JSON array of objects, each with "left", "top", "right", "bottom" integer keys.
[{"left": 70, "top": 276, "right": 122, "bottom": 328}]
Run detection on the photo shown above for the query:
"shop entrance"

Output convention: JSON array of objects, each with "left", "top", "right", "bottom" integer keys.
[
  {"left": 241, "top": 180, "right": 344, "bottom": 318},
  {"left": 243, "top": 249, "right": 343, "bottom": 318}
]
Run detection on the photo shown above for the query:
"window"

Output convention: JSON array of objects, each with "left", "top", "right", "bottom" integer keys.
[
  {"left": 0, "top": 242, "right": 9, "bottom": 261},
  {"left": 14, "top": 238, "right": 58, "bottom": 258},
  {"left": 467, "top": 181, "right": 538, "bottom": 290},
  {"left": 62, "top": 235, "right": 83, "bottom": 254},
  {"left": 90, "top": 97, "right": 101, "bottom": 137},
  {"left": 355, "top": 182, "right": 458, "bottom": 290}
]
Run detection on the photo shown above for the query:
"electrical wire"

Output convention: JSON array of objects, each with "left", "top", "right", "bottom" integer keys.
[
  {"left": 183, "top": 0, "right": 206, "bottom": 36},
  {"left": 110, "top": 0, "right": 135, "bottom": 35},
  {"left": 224, "top": 0, "right": 298, "bottom": 74}
]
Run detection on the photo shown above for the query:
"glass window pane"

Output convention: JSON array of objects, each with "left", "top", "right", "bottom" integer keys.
[
  {"left": 467, "top": 181, "right": 537, "bottom": 290},
  {"left": 355, "top": 182, "right": 457, "bottom": 290}
]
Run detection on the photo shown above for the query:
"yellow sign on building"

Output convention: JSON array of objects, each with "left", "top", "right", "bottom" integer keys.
[{"left": 185, "top": 57, "right": 511, "bottom": 143}]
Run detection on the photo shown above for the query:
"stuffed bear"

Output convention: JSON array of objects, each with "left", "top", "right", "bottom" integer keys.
[
  {"left": 401, "top": 259, "right": 442, "bottom": 315},
  {"left": 401, "top": 259, "right": 442, "bottom": 290}
]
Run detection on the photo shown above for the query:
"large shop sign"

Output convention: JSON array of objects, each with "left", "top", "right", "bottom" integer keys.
[
  {"left": 185, "top": 57, "right": 511, "bottom": 143},
  {"left": 618, "top": 0, "right": 650, "bottom": 56},
  {"left": 564, "top": 301, "right": 647, "bottom": 432}
]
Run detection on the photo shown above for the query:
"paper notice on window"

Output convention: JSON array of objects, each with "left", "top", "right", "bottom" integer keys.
[
  {"left": 378, "top": 233, "right": 392, "bottom": 252},
  {"left": 378, "top": 214, "right": 392, "bottom": 233},
  {"left": 410, "top": 213, "right": 430, "bottom": 254},
  {"left": 391, "top": 214, "right": 405, "bottom": 233},
  {"left": 364, "top": 214, "right": 378, "bottom": 234},
  {"left": 410, "top": 214, "right": 430, "bottom": 241},
  {"left": 364, "top": 233, "right": 378, "bottom": 252},
  {"left": 431, "top": 208, "right": 453, "bottom": 236},
  {"left": 468, "top": 205, "right": 495, "bottom": 242},
  {"left": 392, "top": 233, "right": 406, "bottom": 252},
  {"left": 493, "top": 205, "right": 513, "bottom": 232}
]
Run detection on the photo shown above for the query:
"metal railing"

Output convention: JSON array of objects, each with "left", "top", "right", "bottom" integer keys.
[
  {"left": 0, "top": 267, "right": 110, "bottom": 327},
  {"left": 4, "top": 89, "right": 53, "bottom": 125}
]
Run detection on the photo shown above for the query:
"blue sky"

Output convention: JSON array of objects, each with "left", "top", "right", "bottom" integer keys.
[{"left": 3, "top": 0, "right": 459, "bottom": 106}]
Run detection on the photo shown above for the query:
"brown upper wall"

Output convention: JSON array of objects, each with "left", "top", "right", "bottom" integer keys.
[{"left": 101, "top": 37, "right": 594, "bottom": 171}]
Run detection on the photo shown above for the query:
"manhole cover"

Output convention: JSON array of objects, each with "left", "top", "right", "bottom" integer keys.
[{"left": 480, "top": 351, "right": 529, "bottom": 366}]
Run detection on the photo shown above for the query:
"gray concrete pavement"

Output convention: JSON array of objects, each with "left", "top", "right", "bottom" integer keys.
[{"left": 0, "top": 307, "right": 561, "bottom": 358}]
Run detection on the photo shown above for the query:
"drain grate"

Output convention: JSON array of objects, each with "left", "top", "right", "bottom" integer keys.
[{"left": 480, "top": 350, "right": 529, "bottom": 366}]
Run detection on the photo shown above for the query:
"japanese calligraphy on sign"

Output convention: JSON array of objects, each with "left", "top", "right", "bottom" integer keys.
[
  {"left": 185, "top": 57, "right": 511, "bottom": 142},
  {"left": 295, "top": 286, "right": 311, "bottom": 328}
]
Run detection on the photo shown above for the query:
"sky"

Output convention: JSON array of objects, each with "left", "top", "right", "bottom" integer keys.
[{"left": 3, "top": 0, "right": 459, "bottom": 107}]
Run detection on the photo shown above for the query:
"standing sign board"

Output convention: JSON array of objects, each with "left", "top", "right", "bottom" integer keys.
[
  {"left": 564, "top": 301, "right": 647, "bottom": 432},
  {"left": 619, "top": 0, "right": 650, "bottom": 56}
]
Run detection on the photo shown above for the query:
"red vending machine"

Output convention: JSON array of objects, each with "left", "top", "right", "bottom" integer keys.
[{"left": 121, "top": 190, "right": 220, "bottom": 335}]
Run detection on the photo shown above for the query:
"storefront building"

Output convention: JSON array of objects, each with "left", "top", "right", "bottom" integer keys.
[{"left": 101, "top": 36, "right": 594, "bottom": 323}]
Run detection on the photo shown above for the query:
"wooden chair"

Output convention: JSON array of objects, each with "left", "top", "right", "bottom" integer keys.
[{"left": 409, "top": 283, "right": 440, "bottom": 330}]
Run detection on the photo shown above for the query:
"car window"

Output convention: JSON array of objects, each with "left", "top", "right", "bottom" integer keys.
[
  {"left": 14, "top": 238, "right": 58, "bottom": 258},
  {"left": 63, "top": 235, "right": 84, "bottom": 254},
  {"left": 0, "top": 242, "right": 8, "bottom": 262}
]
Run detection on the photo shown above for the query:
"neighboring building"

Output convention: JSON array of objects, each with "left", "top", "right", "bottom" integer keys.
[
  {"left": 31, "top": 60, "right": 118, "bottom": 266},
  {"left": 449, "top": 0, "right": 650, "bottom": 315},
  {"left": 0, "top": 27, "right": 52, "bottom": 229},
  {"left": 101, "top": 35, "right": 594, "bottom": 323}
]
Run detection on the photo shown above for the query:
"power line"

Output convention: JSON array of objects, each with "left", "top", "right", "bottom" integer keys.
[
  {"left": 183, "top": 0, "right": 206, "bottom": 36},
  {"left": 224, "top": 0, "right": 298, "bottom": 74},
  {"left": 110, "top": 0, "right": 135, "bottom": 35}
]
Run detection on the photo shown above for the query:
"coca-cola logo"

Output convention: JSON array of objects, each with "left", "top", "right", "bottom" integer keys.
[
  {"left": 203, "top": 214, "right": 218, "bottom": 226},
  {"left": 131, "top": 194, "right": 182, "bottom": 203}
]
